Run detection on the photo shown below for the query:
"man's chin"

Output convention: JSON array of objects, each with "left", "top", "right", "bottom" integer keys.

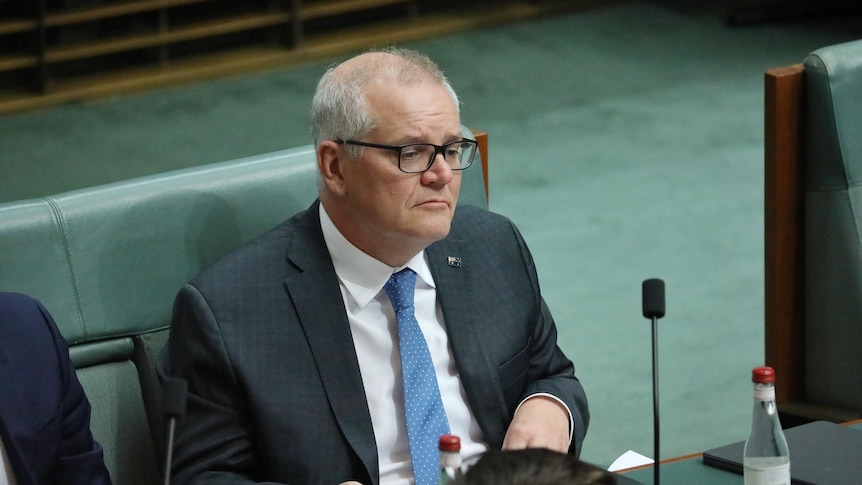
[{"left": 414, "top": 219, "right": 453, "bottom": 245}]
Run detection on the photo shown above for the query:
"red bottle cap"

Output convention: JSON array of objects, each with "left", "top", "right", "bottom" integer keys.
[
  {"left": 438, "top": 434, "right": 461, "bottom": 452},
  {"left": 752, "top": 366, "right": 776, "bottom": 384}
]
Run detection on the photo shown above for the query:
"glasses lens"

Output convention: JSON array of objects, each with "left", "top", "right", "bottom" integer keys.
[
  {"left": 399, "top": 144, "right": 435, "bottom": 173},
  {"left": 448, "top": 141, "right": 476, "bottom": 170},
  {"left": 398, "top": 141, "right": 477, "bottom": 173}
]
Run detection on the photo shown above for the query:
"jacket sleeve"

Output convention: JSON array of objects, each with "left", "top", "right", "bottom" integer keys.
[
  {"left": 38, "top": 299, "right": 113, "bottom": 485},
  {"left": 506, "top": 218, "right": 589, "bottom": 456},
  {"left": 0, "top": 293, "right": 112, "bottom": 484},
  {"left": 157, "top": 284, "right": 286, "bottom": 485}
]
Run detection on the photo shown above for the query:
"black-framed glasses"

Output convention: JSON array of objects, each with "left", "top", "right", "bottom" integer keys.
[{"left": 337, "top": 139, "right": 478, "bottom": 173}]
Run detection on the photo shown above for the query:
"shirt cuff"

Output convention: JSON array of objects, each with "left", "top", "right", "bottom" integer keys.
[{"left": 514, "top": 393, "right": 574, "bottom": 446}]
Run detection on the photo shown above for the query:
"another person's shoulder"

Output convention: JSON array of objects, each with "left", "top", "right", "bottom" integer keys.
[
  {"left": 0, "top": 291, "right": 46, "bottom": 319},
  {"left": 0, "top": 291, "right": 65, "bottom": 355},
  {"left": 0, "top": 290, "right": 37, "bottom": 305}
]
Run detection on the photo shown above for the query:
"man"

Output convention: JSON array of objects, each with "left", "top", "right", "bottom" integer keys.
[
  {"left": 0, "top": 292, "right": 112, "bottom": 484},
  {"left": 159, "top": 47, "right": 588, "bottom": 484}
]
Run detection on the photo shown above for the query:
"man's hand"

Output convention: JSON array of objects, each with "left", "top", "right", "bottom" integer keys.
[{"left": 502, "top": 396, "right": 570, "bottom": 453}]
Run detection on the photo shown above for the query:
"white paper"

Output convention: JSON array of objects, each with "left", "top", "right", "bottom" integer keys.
[{"left": 608, "top": 450, "right": 655, "bottom": 472}]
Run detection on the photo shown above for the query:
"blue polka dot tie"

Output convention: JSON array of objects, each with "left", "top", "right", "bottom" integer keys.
[{"left": 384, "top": 268, "right": 450, "bottom": 485}]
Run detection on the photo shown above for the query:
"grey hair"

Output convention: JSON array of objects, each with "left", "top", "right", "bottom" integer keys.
[{"left": 310, "top": 47, "right": 460, "bottom": 156}]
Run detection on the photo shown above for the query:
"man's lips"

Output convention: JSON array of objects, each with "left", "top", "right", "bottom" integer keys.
[{"left": 416, "top": 199, "right": 450, "bottom": 208}]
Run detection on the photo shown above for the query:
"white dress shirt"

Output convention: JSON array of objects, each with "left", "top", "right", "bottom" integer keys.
[
  {"left": 319, "top": 205, "right": 489, "bottom": 484},
  {"left": 0, "top": 437, "right": 17, "bottom": 485}
]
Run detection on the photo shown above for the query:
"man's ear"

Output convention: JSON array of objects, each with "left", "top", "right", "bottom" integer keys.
[{"left": 318, "top": 141, "right": 347, "bottom": 196}]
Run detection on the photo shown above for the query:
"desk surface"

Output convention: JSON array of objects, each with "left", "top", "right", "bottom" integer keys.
[
  {"left": 621, "top": 421, "right": 862, "bottom": 484},
  {"left": 623, "top": 455, "right": 741, "bottom": 484}
]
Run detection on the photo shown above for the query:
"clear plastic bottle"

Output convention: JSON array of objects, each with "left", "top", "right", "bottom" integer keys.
[
  {"left": 743, "top": 366, "right": 790, "bottom": 485},
  {"left": 438, "top": 434, "right": 462, "bottom": 485}
]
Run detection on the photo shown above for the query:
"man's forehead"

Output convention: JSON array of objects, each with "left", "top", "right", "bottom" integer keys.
[
  {"left": 365, "top": 83, "right": 459, "bottom": 129},
  {"left": 334, "top": 52, "right": 399, "bottom": 79}
]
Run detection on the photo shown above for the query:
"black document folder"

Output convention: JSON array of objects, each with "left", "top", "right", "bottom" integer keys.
[{"left": 702, "top": 420, "right": 862, "bottom": 484}]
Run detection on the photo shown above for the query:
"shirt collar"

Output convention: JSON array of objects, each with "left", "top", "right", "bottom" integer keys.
[{"left": 319, "top": 204, "right": 435, "bottom": 309}]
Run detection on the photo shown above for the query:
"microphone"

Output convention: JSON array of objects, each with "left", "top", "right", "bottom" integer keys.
[
  {"left": 642, "top": 278, "right": 665, "bottom": 320},
  {"left": 642, "top": 278, "right": 665, "bottom": 485},
  {"left": 161, "top": 377, "right": 188, "bottom": 485}
]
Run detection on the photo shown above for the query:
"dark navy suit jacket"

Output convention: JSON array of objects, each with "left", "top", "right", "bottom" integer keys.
[
  {"left": 160, "top": 202, "right": 589, "bottom": 485},
  {"left": 0, "top": 292, "right": 111, "bottom": 485}
]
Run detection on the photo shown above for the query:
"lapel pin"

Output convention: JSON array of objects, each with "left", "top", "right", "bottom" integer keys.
[{"left": 447, "top": 256, "right": 462, "bottom": 268}]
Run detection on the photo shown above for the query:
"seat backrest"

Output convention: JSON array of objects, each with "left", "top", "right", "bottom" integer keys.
[
  {"left": 0, "top": 128, "right": 488, "bottom": 481},
  {"left": 800, "top": 41, "right": 862, "bottom": 412},
  {"left": 0, "top": 146, "right": 322, "bottom": 483},
  {"left": 764, "top": 40, "right": 862, "bottom": 424}
]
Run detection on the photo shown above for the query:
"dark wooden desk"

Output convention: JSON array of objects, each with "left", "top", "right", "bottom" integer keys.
[
  {"left": 621, "top": 420, "right": 862, "bottom": 484},
  {"left": 622, "top": 453, "right": 742, "bottom": 485}
]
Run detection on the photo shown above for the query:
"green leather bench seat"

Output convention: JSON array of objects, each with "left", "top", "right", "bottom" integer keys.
[
  {"left": 73, "top": 339, "right": 160, "bottom": 485},
  {"left": 802, "top": 40, "right": 862, "bottom": 411},
  {"left": 0, "top": 128, "right": 487, "bottom": 483}
]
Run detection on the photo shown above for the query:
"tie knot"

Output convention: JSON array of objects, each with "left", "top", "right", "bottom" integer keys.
[{"left": 384, "top": 268, "right": 417, "bottom": 313}]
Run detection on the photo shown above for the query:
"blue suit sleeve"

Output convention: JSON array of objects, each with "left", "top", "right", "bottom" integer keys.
[{"left": 0, "top": 293, "right": 112, "bottom": 484}]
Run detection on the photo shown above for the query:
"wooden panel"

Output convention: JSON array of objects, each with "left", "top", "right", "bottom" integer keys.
[
  {"left": 0, "top": 17, "right": 37, "bottom": 34},
  {"left": 302, "top": 0, "right": 412, "bottom": 19},
  {"left": 763, "top": 64, "right": 805, "bottom": 403},
  {"left": 46, "top": 12, "right": 290, "bottom": 63},
  {"left": 0, "top": 0, "right": 608, "bottom": 115},
  {"left": 471, "top": 129, "right": 488, "bottom": 204},
  {"left": 0, "top": 47, "right": 294, "bottom": 113},
  {"left": 0, "top": 54, "right": 38, "bottom": 72},
  {"left": 45, "top": 0, "right": 213, "bottom": 27}
]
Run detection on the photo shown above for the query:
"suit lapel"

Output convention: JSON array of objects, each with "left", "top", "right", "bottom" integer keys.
[
  {"left": 283, "top": 204, "right": 379, "bottom": 483},
  {"left": 426, "top": 238, "right": 508, "bottom": 446}
]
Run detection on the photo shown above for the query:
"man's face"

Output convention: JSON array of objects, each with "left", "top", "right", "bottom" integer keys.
[{"left": 337, "top": 78, "right": 463, "bottom": 258}]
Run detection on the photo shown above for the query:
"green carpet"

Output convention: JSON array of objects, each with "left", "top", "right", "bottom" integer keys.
[{"left": 1, "top": 0, "right": 860, "bottom": 469}]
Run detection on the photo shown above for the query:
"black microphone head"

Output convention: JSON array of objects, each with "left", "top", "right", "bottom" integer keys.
[
  {"left": 162, "top": 377, "right": 188, "bottom": 419},
  {"left": 642, "top": 278, "right": 666, "bottom": 319}
]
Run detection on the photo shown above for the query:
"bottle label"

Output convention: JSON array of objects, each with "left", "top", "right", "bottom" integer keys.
[
  {"left": 753, "top": 387, "right": 776, "bottom": 401},
  {"left": 743, "top": 461, "right": 790, "bottom": 485},
  {"left": 439, "top": 452, "right": 461, "bottom": 468}
]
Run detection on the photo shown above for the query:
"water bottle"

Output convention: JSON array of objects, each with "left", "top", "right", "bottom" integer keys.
[
  {"left": 743, "top": 366, "right": 790, "bottom": 485},
  {"left": 438, "top": 434, "right": 462, "bottom": 484}
]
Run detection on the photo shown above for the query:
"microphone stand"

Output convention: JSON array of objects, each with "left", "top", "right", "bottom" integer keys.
[
  {"left": 164, "top": 415, "right": 178, "bottom": 485},
  {"left": 650, "top": 310, "right": 660, "bottom": 485},
  {"left": 642, "top": 278, "right": 665, "bottom": 485},
  {"left": 162, "top": 377, "right": 188, "bottom": 485}
]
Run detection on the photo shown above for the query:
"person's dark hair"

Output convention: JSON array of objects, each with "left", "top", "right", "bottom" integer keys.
[{"left": 454, "top": 448, "right": 617, "bottom": 485}]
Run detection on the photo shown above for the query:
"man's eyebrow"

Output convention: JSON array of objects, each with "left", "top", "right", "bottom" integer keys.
[
  {"left": 445, "top": 134, "right": 466, "bottom": 143},
  {"left": 393, "top": 130, "right": 463, "bottom": 145}
]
